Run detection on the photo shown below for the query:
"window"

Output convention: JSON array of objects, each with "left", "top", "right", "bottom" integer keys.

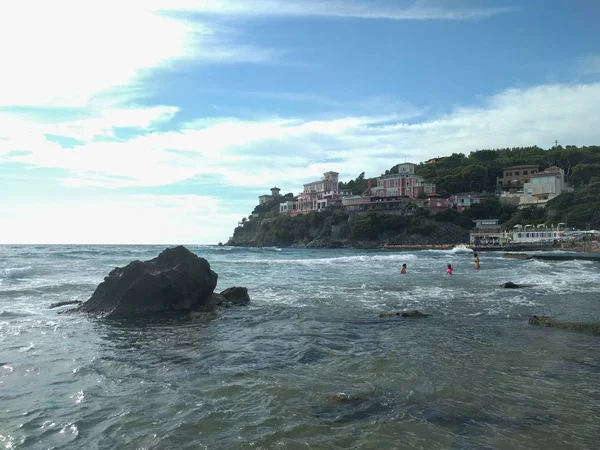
[
  {"left": 514, "top": 171, "right": 520, "bottom": 176},
  {"left": 523, "top": 170, "right": 528, "bottom": 175}
]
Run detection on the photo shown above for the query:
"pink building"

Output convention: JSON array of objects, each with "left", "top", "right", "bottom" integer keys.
[
  {"left": 368, "top": 163, "right": 436, "bottom": 199},
  {"left": 424, "top": 193, "right": 451, "bottom": 211},
  {"left": 293, "top": 171, "right": 350, "bottom": 214}
]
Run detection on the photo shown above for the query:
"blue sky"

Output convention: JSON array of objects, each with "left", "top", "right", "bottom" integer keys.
[{"left": 1, "top": 0, "right": 600, "bottom": 244}]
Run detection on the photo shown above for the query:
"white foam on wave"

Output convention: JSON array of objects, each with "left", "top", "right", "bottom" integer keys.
[
  {"left": 1, "top": 266, "right": 34, "bottom": 279},
  {"left": 233, "top": 252, "right": 420, "bottom": 266}
]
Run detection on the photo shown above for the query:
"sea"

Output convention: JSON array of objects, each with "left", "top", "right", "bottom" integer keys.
[{"left": 1, "top": 245, "right": 599, "bottom": 450}]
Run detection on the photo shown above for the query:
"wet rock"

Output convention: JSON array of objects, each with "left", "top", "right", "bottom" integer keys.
[
  {"left": 528, "top": 315, "right": 600, "bottom": 335},
  {"left": 502, "top": 282, "right": 522, "bottom": 289},
  {"left": 378, "top": 310, "right": 431, "bottom": 318},
  {"left": 69, "top": 246, "right": 249, "bottom": 319},
  {"left": 49, "top": 300, "right": 82, "bottom": 309},
  {"left": 503, "top": 253, "right": 531, "bottom": 259},
  {"left": 220, "top": 287, "right": 251, "bottom": 307}
]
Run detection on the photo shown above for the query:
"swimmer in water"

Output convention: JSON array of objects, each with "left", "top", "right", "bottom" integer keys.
[
  {"left": 446, "top": 264, "right": 454, "bottom": 276},
  {"left": 474, "top": 253, "right": 480, "bottom": 270},
  {"left": 400, "top": 263, "right": 407, "bottom": 274}
]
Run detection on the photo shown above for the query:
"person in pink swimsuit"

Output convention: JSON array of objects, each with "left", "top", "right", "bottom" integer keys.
[{"left": 446, "top": 264, "right": 454, "bottom": 275}]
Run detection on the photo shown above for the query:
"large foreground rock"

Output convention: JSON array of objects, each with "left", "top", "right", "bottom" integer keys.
[{"left": 73, "top": 246, "right": 246, "bottom": 319}]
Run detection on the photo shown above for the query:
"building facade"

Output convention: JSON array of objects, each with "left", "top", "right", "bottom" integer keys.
[
  {"left": 519, "top": 167, "right": 565, "bottom": 207},
  {"left": 369, "top": 163, "right": 436, "bottom": 199},
  {"left": 469, "top": 219, "right": 505, "bottom": 246},
  {"left": 284, "top": 171, "right": 352, "bottom": 215},
  {"left": 448, "top": 192, "right": 482, "bottom": 211},
  {"left": 496, "top": 165, "right": 539, "bottom": 190},
  {"left": 258, "top": 186, "right": 282, "bottom": 204}
]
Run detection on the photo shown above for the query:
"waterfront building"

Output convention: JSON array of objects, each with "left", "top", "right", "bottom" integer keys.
[
  {"left": 469, "top": 219, "right": 505, "bottom": 246},
  {"left": 509, "top": 224, "right": 564, "bottom": 243}
]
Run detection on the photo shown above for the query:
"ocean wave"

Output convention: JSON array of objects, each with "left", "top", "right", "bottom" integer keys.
[
  {"left": 232, "top": 253, "right": 420, "bottom": 266},
  {"left": 1, "top": 266, "right": 35, "bottom": 279}
]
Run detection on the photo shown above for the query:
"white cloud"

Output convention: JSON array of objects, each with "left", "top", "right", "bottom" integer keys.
[
  {"left": 2, "top": 81, "right": 600, "bottom": 244},
  {"left": 150, "top": 0, "right": 514, "bottom": 20},
  {"left": 0, "top": 1, "right": 197, "bottom": 108},
  {"left": 0, "top": 194, "right": 240, "bottom": 244},
  {"left": 4, "top": 82, "right": 600, "bottom": 193},
  {"left": 0, "top": 0, "right": 513, "bottom": 109}
]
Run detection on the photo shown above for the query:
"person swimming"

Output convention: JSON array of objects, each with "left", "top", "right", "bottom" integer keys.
[
  {"left": 400, "top": 263, "right": 407, "bottom": 274},
  {"left": 473, "top": 253, "right": 480, "bottom": 270},
  {"left": 446, "top": 264, "right": 454, "bottom": 276}
]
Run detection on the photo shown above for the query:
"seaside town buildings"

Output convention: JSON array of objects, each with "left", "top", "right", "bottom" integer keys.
[
  {"left": 254, "top": 162, "right": 569, "bottom": 219},
  {"left": 253, "top": 164, "right": 439, "bottom": 216}
]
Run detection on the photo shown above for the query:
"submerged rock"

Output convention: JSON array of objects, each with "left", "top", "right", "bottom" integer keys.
[
  {"left": 49, "top": 300, "right": 82, "bottom": 309},
  {"left": 69, "top": 246, "right": 249, "bottom": 319},
  {"left": 501, "top": 282, "right": 522, "bottom": 289},
  {"left": 378, "top": 310, "right": 431, "bottom": 318},
  {"left": 528, "top": 315, "right": 600, "bottom": 336}
]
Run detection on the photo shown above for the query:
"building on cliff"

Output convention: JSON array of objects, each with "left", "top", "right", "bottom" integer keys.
[
  {"left": 447, "top": 192, "right": 482, "bottom": 211},
  {"left": 496, "top": 165, "right": 539, "bottom": 191},
  {"left": 518, "top": 166, "right": 566, "bottom": 208},
  {"left": 285, "top": 171, "right": 352, "bottom": 215},
  {"left": 258, "top": 186, "right": 281, "bottom": 204},
  {"left": 367, "top": 163, "right": 436, "bottom": 199}
]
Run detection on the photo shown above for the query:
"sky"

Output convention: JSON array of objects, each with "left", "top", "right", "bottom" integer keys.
[{"left": 1, "top": 0, "right": 600, "bottom": 244}]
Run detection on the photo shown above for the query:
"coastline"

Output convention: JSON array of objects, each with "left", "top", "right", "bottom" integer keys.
[{"left": 226, "top": 241, "right": 600, "bottom": 254}]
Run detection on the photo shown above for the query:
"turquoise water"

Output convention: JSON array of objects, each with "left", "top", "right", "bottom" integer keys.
[{"left": 1, "top": 245, "right": 599, "bottom": 449}]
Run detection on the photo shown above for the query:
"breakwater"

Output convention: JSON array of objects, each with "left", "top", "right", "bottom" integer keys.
[
  {"left": 504, "top": 253, "right": 600, "bottom": 262},
  {"left": 381, "top": 244, "right": 467, "bottom": 250}
]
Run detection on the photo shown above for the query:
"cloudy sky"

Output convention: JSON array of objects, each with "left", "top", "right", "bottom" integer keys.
[{"left": 1, "top": 0, "right": 599, "bottom": 244}]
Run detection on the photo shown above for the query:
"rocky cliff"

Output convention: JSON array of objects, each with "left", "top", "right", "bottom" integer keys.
[{"left": 227, "top": 204, "right": 469, "bottom": 249}]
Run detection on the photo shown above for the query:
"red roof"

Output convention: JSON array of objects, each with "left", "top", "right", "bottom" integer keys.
[
  {"left": 503, "top": 165, "right": 539, "bottom": 170},
  {"left": 531, "top": 168, "right": 562, "bottom": 177}
]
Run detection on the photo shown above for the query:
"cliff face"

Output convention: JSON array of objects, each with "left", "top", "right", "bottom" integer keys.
[{"left": 227, "top": 206, "right": 469, "bottom": 249}]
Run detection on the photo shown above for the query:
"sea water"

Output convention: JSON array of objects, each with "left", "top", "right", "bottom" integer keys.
[{"left": 1, "top": 245, "right": 599, "bottom": 449}]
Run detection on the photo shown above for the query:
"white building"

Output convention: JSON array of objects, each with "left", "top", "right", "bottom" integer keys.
[
  {"left": 279, "top": 200, "right": 295, "bottom": 214},
  {"left": 519, "top": 167, "right": 565, "bottom": 207},
  {"left": 509, "top": 224, "right": 564, "bottom": 243}
]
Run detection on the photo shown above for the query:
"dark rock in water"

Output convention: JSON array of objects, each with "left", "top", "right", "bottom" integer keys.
[
  {"left": 220, "top": 287, "right": 251, "bottom": 306},
  {"left": 205, "top": 287, "right": 250, "bottom": 309},
  {"left": 528, "top": 315, "right": 600, "bottom": 335},
  {"left": 502, "top": 282, "right": 521, "bottom": 289},
  {"left": 49, "top": 300, "right": 82, "bottom": 309},
  {"left": 70, "top": 246, "right": 248, "bottom": 319},
  {"left": 378, "top": 310, "right": 431, "bottom": 318}
]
